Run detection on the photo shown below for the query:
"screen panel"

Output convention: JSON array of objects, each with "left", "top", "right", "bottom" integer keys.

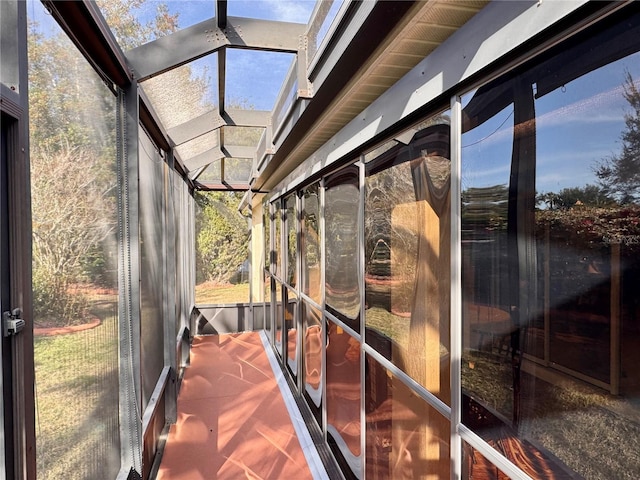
[
  {"left": 29, "top": 4, "right": 121, "bottom": 474},
  {"left": 139, "top": 127, "right": 166, "bottom": 409}
]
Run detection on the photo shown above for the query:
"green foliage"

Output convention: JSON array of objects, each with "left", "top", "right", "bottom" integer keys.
[
  {"left": 595, "top": 72, "right": 640, "bottom": 203},
  {"left": 34, "top": 296, "right": 119, "bottom": 478},
  {"left": 28, "top": 0, "right": 178, "bottom": 326},
  {"left": 461, "top": 184, "right": 509, "bottom": 230},
  {"left": 32, "top": 267, "right": 88, "bottom": 326},
  {"left": 30, "top": 142, "right": 116, "bottom": 325},
  {"left": 27, "top": 25, "right": 114, "bottom": 154},
  {"left": 195, "top": 191, "right": 250, "bottom": 285},
  {"left": 537, "top": 185, "right": 614, "bottom": 210},
  {"left": 95, "top": 0, "right": 179, "bottom": 49}
]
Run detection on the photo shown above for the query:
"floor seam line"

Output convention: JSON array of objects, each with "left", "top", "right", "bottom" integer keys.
[{"left": 259, "top": 330, "right": 330, "bottom": 480}]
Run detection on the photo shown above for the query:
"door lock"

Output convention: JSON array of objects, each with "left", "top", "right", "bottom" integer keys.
[{"left": 3, "top": 308, "right": 24, "bottom": 337}]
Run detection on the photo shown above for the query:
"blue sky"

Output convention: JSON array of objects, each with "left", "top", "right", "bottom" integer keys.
[
  {"left": 462, "top": 51, "right": 640, "bottom": 196},
  {"left": 30, "top": 0, "right": 638, "bottom": 196},
  {"left": 131, "top": 0, "right": 317, "bottom": 110},
  {"left": 28, "top": 0, "right": 320, "bottom": 111}
]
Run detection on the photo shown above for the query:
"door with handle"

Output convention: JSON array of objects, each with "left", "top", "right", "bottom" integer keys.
[
  {"left": 1, "top": 111, "right": 10, "bottom": 480},
  {"left": 1, "top": 1, "right": 36, "bottom": 477},
  {"left": 1, "top": 109, "right": 35, "bottom": 480}
]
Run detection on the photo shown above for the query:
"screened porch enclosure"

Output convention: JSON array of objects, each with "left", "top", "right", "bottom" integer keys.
[{"left": 3, "top": 1, "right": 640, "bottom": 480}]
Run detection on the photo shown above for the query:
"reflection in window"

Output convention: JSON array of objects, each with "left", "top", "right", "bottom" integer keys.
[
  {"left": 461, "top": 10, "right": 640, "bottom": 478},
  {"left": 264, "top": 272, "right": 272, "bottom": 338},
  {"left": 286, "top": 288, "right": 299, "bottom": 380},
  {"left": 197, "top": 160, "right": 222, "bottom": 183},
  {"left": 327, "top": 320, "right": 362, "bottom": 479},
  {"left": 222, "top": 157, "right": 253, "bottom": 183},
  {"left": 325, "top": 165, "right": 361, "bottom": 330},
  {"left": 364, "top": 114, "right": 452, "bottom": 405},
  {"left": 274, "top": 200, "right": 282, "bottom": 278},
  {"left": 274, "top": 281, "right": 284, "bottom": 359},
  {"left": 303, "top": 302, "right": 323, "bottom": 426},
  {"left": 462, "top": 441, "right": 509, "bottom": 480},
  {"left": 175, "top": 129, "right": 219, "bottom": 164},
  {"left": 194, "top": 191, "right": 249, "bottom": 304},
  {"left": 302, "top": 184, "right": 321, "bottom": 304},
  {"left": 365, "top": 355, "right": 450, "bottom": 479},
  {"left": 264, "top": 199, "right": 271, "bottom": 271},
  {"left": 286, "top": 193, "right": 297, "bottom": 287},
  {"left": 141, "top": 52, "right": 217, "bottom": 132},
  {"left": 224, "top": 126, "right": 264, "bottom": 147}
]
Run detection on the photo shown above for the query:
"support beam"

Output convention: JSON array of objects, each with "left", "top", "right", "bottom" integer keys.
[
  {"left": 223, "top": 108, "right": 271, "bottom": 127},
  {"left": 167, "top": 108, "right": 269, "bottom": 146},
  {"left": 196, "top": 182, "right": 251, "bottom": 191},
  {"left": 168, "top": 110, "right": 225, "bottom": 146},
  {"left": 182, "top": 145, "right": 256, "bottom": 172},
  {"left": 218, "top": 47, "right": 226, "bottom": 114},
  {"left": 41, "top": 0, "right": 130, "bottom": 87},
  {"left": 297, "top": 46, "right": 312, "bottom": 98},
  {"left": 117, "top": 83, "right": 143, "bottom": 475},
  {"left": 127, "top": 16, "right": 306, "bottom": 81},
  {"left": 0, "top": 0, "right": 19, "bottom": 91},
  {"left": 250, "top": 194, "right": 266, "bottom": 303},
  {"left": 164, "top": 149, "right": 178, "bottom": 424},
  {"left": 254, "top": 0, "right": 416, "bottom": 191},
  {"left": 219, "top": 128, "right": 226, "bottom": 178},
  {"left": 138, "top": 91, "right": 171, "bottom": 152},
  {"left": 217, "top": 0, "right": 228, "bottom": 29}
]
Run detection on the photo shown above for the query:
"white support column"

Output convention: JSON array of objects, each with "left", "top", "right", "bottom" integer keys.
[
  {"left": 450, "top": 94, "right": 463, "bottom": 480},
  {"left": 251, "top": 193, "right": 266, "bottom": 304}
]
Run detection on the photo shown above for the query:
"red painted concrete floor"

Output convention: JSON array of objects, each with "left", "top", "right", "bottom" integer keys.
[{"left": 156, "top": 332, "right": 316, "bottom": 480}]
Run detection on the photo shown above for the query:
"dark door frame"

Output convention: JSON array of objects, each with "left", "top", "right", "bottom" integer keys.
[{"left": 1, "top": 0, "right": 36, "bottom": 476}]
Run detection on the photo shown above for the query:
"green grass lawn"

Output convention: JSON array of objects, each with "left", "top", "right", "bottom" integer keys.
[
  {"left": 365, "top": 306, "right": 410, "bottom": 345},
  {"left": 34, "top": 294, "right": 121, "bottom": 479},
  {"left": 195, "top": 281, "right": 250, "bottom": 304},
  {"left": 35, "top": 280, "right": 249, "bottom": 477}
]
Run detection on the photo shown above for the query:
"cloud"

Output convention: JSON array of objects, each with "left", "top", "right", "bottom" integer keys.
[
  {"left": 261, "top": 0, "right": 315, "bottom": 23},
  {"left": 536, "top": 169, "right": 596, "bottom": 193},
  {"left": 537, "top": 148, "right": 613, "bottom": 166},
  {"left": 536, "top": 80, "right": 639, "bottom": 129}
]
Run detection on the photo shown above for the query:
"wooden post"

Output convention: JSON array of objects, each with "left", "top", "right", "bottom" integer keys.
[
  {"left": 390, "top": 154, "right": 451, "bottom": 478},
  {"left": 251, "top": 196, "right": 265, "bottom": 303}
]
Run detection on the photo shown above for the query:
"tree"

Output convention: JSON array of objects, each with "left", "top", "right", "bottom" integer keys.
[
  {"left": 29, "top": 18, "right": 120, "bottom": 325},
  {"left": 536, "top": 184, "right": 614, "bottom": 210},
  {"left": 195, "top": 191, "right": 250, "bottom": 285},
  {"left": 28, "top": 25, "right": 114, "bottom": 154},
  {"left": 96, "top": 0, "right": 178, "bottom": 49},
  {"left": 28, "top": 0, "right": 181, "bottom": 326},
  {"left": 31, "top": 143, "right": 116, "bottom": 325},
  {"left": 595, "top": 72, "right": 640, "bottom": 203},
  {"left": 461, "top": 184, "right": 509, "bottom": 231}
]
